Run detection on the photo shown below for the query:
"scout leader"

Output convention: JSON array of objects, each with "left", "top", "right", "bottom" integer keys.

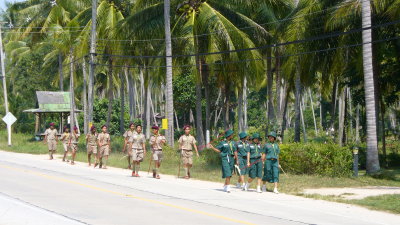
[
  {"left": 149, "top": 126, "right": 166, "bottom": 179},
  {"left": 86, "top": 125, "right": 98, "bottom": 167},
  {"left": 97, "top": 125, "right": 111, "bottom": 169},
  {"left": 69, "top": 126, "right": 80, "bottom": 165},
  {"left": 131, "top": 124, "right": 146, "bottom": 177},
  {"left": 262, "top": 132, "right": 281, "bottom": 194},
  {"left": 243, "top": 133, "right": 264, "bottom": 193},
  {"left": 60, "top": 126, "right": 71, "bottom": 162},
  {"left": 235, "top": 132, "right": 249, "bottom": 189},
  {"left": 208, "top": 129, "right": 236, "bottom": 193},
  {"left": 178, "top": 125, "right": 199, "bottom": 179},
  {"left": 43, "top": 122, "right": 58, "bottom": 160},
  {"left": 123, "top": 123, "right": 136, "bottom": 169}
]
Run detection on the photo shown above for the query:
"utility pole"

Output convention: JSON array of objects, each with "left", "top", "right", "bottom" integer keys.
[{"left": 88, "top": 0, "right": 97, "bottom": 129}]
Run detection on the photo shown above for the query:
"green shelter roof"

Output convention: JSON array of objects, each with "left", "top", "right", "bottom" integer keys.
[{"left": 23, "top": 91, "right": 81, "bottom": 113}]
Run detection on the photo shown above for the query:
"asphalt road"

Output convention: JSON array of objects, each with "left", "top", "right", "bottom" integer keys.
[{"left": 0, "top": 150, "right": 398, "bottom": 225}]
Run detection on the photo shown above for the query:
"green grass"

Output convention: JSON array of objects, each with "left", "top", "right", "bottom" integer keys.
[{"left": 1, "top": 131, "right": 400, "bottom": 214}]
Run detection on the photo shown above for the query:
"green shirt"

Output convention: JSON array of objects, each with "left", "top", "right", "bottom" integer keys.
[
  {"left": 235, "top": 141, "right": 248, "bottom": 157},
  {"left": 249, "top": 143, "right": 262, "bottom": 159},
  {"left": 264, "top": 142, "right": 280, "bottom": 159},
  {"left": 217, "top": 140, "right": 237, "bottom": 157}
]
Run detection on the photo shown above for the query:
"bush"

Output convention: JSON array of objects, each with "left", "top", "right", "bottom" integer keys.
[{"left": 280, "top": 143, "right": 353, "bottom": 177}]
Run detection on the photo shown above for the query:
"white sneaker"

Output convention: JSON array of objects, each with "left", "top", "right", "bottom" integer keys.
[
  {"left": 273, "top": 188, "right": 279, "bottom": 194},
  {"left": 236, "top": 183, "right": 241, "bottom": 188},
  {"left": 226, "top": 185, "right": 231, "bottom": 193},
  {"left": 256, "top": 186, "right": 262, "bottom": 193},
  {"left": 243, "top": 183, "right": 249, "bottom": 191},
  {"left": 262, "top": 185, "right": 267, "bottom": 192},
  {"left": 223, "top": 185, "right": 227, "bottom": 192},
  {"left": 241, "top": 183, "right": 245, "bottom": 189}
]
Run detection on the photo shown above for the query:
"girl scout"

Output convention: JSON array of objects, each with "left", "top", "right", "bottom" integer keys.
[
  {"left": 208, "top": 129, "right": 236, "bottom": 193},
  {"left": 61, "top": 126, "right": 71, "bottom": 162},
  {"left": 262, "top": 131, "right": 281, "bottom": 194},
  {"left": 86, "top": 125, "right": 98, "bottom": 167},
  {"left": 97, "top": 125, "right": 111, "bottom": 169},
  {"left": 149, "top": 126, "right": 166, "bottom": 179},
  {"left": 235, "top": 132, "right": 249, "bottom": 189},
  {"left": 123, "top": 123, "right": 136, "bottom": 169},
  {"left": 69, "top": 126, "right": 80, "bottom": 165},
  {"left": 131, "top": 124, "right": 146, "bottom": 177},
  {"left": 43, "top": 122, "right": 58, "bottom": 160},
  {"left": 244, "top": 133, "right": 264, "bottom": 193},
  {"left": 178, "top": 125, "right": 199, "bottom": 179}
]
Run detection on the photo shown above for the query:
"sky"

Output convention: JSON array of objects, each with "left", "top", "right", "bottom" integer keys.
[{"left": 0, "top": 0, "right": 25, "bottom": 12}]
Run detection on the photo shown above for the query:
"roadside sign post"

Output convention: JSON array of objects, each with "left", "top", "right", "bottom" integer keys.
[{"left": 2, "top": 112, "right": 17, "bottom": 146}]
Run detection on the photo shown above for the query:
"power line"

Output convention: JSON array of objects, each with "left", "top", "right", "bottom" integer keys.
[{"left": 93, "top": 19, "right": 400, "bottom": 60}]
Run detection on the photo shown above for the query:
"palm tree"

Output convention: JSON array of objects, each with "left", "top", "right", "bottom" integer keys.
[{"left": 164, "top": 0, "right": 174, "bottom": 145}]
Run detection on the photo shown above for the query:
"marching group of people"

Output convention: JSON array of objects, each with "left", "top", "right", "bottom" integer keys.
[{"left": 43, "top": 122, "right": 280, "bottom": 194}]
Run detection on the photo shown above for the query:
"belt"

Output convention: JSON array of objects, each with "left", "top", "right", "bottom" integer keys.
[
  {"left": 153, "top": 149, "right": 163, "bottom": 151},
  {"left": 267, "top": 158, "right": 277, "bottom": 160},
  {"left": 251, "top": 157, "right": 261, "bottom": 160},
  {"left": 182, "top": 149, "right": 192, "bottom": 151}
]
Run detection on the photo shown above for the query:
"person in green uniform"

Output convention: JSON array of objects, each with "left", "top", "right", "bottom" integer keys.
[
  {"left": 43, "top": 122, "right": 58, "bottom": 160},
  {"left": 86, "top": 125, "right": 98, "bottom": 167},
  {"left": 243, "top": 133, "right": 264, "bottom": 193},
  {"left": 235, "top": 132, "right": 249, "bottom": 189},
  {"left": 123, "top": 123, "right": 136, "bottom": 169},
  {"left": 208, "top": 129, "right": 236, "bottom": 193},
  {"left": 262, "top": 131, "right": 281, "bottom": 194}
]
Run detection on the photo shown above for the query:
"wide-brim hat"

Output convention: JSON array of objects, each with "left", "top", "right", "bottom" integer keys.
[
  {"left": 239, "top": 132, "right": 248, "bottom": 139},
  {"left": 224, "top": 129, "right": 234, "bottom": 138},
  {"left": 251, "top": 133, "right": 262, "bottom": 140},
  {"left": 267, "top": 131, "right": 277, "bottom": 139}
]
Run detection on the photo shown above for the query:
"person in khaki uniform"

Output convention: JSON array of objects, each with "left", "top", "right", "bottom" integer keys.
[
  {"left": 149, "top": 126, "right": 166, "bottom": 179},
  {"left": 178, "top": 125, "right": 199, "bottom": 179},
  {"left": 86, "top": 125, "right": 98, "bottom": 167},
  {"left": 43, "top": 123, "right": 58, "bottom": 160},
  {"left": 69, "top": 126, "right": 80, "bottom": 165},
  {"left": 131, "top": 124, "right": 146, "bottom": 177},
  {"left": 97, "top": 125, "right": 111, "bottom": 169},
  {"left": 123, "top": 123, "right": 136, "bottom": 169},
  {"left": 60, "top": 126, "right": 71, "bottom": 162}
]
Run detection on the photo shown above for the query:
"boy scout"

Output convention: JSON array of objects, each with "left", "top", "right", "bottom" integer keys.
[
  {"left": 149, "top": 126, "right": 166, "bottom": 179},
  {"left": 60, "top": 126, "right": 71, "bottom": 162},
  {"left": 178, "top": 125, "right": 199, "bottom": 179},
  {"left": 235, "top": 132, "right": 249, "bottom": 189},
  {"left": 43, "top": 122, "right": 58, "bottom": 160},
  {"left": 131, "top": 124, "right": 146, "bottom": 177},
  {"left": 86, "top": 125, "right": 98, "bottom": 167},
  {"left": 208, "top": 129, "right": 236, "bottom": 193},
  {"left": 243, "top": 133, "right": 264, "bottom": 193},
  {"left": 69, "top": 126, "right": 80, "bottom": 165},
  {"left": 97, "top": 125, "right": 111, "bottom": 169},
  {"left": 262, "top": 131, "right": 281, "bottom": 194},
  {"left": 123, "top": 123, "right": 136, "bottom": 169}
]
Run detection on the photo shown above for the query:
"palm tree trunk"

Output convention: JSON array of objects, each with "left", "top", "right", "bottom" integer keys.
[
  {"left": 362, "top": 0, "right": 380, "bottom": 174},
  {"left": 266, "top": 48, "right": 275, "bottom": 133},
  {"left": 380, "top": 98, "right": 388, "bottom": 168},
  {"left": 238, "top": 84, "right": 244, "bottom": 132},
  {"left": 69, "top": 50, "right": 75, "bottom": 131},
  {"left": 300, "top": 97, "right": 307, "bottom": 142},
  {"left": 106, "top": 61, "right": 113, "bottom": 128},
  {"left": 88, "top": 0, "right": 97, "bottom": 125},
  {"left": 195, "top": 81, "right": 205, "bottom": 146},
  {"left": 330, "top": 80, "right": 338, "bottom": 133},
  {"left": 294, "top": 60, "right": 301, "bottom": 142},
  {"left": 275, "top": 49, "right": 282, "bottom": 119},
  {"left": 308, "top": 88, "right": 318, "bottom": 136},
  {"left": 119, "top": 72, "right": 125, "bottom": 133},
  {"left": 281, "top": 87, "right": 290, "bottom": 142},
  {"left": 82, "top": 60, "right": 88, "bottom": 134},
  {"left": 164, "top": 0, "right": 174, "bottom": 145},
  {"left": 338, "top": 88, "right": 346, "bottom": 146},
  {"left": 59, "top": 53, "right": 63, "bottom": 91},
  {"left": 356, "top": 104, "right": 360, "bottom": 143},
  {"left": 203, "top": 61, "right": 211, "bottom": 133},
  {"left": 126, "top": 68, "right": 135, "bottom": 121},
  {"left": 243, "top": 78, "right": 248, "bottom": 130},
  {"left": 145, "top": 82, "right": 151, "bottom": 139}
]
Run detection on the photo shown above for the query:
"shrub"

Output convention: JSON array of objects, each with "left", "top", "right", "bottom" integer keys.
[{"left": 280, "top": 143, "right": 353, "bottom": 177}]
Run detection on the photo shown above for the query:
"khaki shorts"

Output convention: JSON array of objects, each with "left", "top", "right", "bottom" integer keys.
[
  {"left": 62, "top": 143, "right": 70, "bottom": 152},
  {"left": 152, "top": 150, "right": 163, "bottom": 162},
  {"left": 132, "top": 149, "right": 144, "bottom": 162},
  {"left": 87, "top": 145, "right": 97, "bottom": 154},
  {"left": 47, "top": 140, "right": 57, "bottom": 151},
  {"left": 126, "top": 145, "right": 133, "bottom": 157},
  {"left": 100, "top": 146, "right": 110, "bottom": 156},
  {"left": 182, "top": 150, "right": 193, "bottom": 165},
  {"left": 71, "top": 144, "right": 78, "bottom": 152}
]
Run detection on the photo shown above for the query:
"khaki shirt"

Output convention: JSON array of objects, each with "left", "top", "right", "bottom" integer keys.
[
  {"left": 98, "top": 133, "right": 110, "bottom": 147},
  {"left": 178, "top": 135, "right": 196, "bottom": 150},
  {"left": 44, "top": 128, "right": 58, "bottom": 141},
  {"left": 150, "top": 135, "right": 166, "bottom": 150},
  {"left": 131, "top": 133, "right": 145, "bottom": 149},
  {"left": 86, "top": 133, "right": 98, "bottom": 146},
  {"left": 60, "top": 132, "right": 70, "bottom": 144},
  {"left": 123, "top": 130, "right": 137, "bottom": 143},
  {"left": 70, "top": 132, "right": 80, "bottom": 144}
]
